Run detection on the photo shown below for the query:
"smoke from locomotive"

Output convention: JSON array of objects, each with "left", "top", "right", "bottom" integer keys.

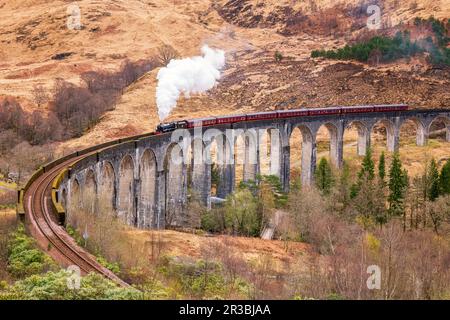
[{"left": 156, "top": 45, "right": 226, "bottom": 121}]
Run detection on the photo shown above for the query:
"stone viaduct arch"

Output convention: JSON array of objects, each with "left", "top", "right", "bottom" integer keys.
[
  {"left": 84, "top": 169, "right": 97, "bottom": 215},
  {"left": 289, "top": 124, "right": 315, "bottom": 187},
  {"left": 344, "top": 121, "right": 370, "bottom": 156},
  {"left": 118, "top": 155, "right": 135, "bottom": 226},
  {"left": 100, "top": 161, "right": 116, "bottom": 213},
  {"left": 164, "top": 143, "right": 187, "bottom": 227},
  {"left": 139, "top": 150, "right": 157, "bottom": 229},
  {"left": 57, "top": 109, "right": 450, "bottom": 231}
]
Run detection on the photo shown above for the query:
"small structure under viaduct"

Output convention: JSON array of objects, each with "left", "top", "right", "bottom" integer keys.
[{"left": 57, "top": 109, "right": 450, "bottom": 230}]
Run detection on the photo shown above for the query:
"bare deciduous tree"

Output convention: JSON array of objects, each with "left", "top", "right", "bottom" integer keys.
[
  {"left": 32, "top": 84, "right": 49, "bottom": 107},
  {"left": 157, "top": 44, "right": 179, "bottom": 67}
]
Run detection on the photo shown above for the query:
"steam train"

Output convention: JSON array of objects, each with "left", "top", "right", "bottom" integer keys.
[{"left": 156, "top": 104, "right": 409, "bottom": 134}]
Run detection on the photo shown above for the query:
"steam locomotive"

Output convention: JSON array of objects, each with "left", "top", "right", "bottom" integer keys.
[{"left": 156, "top": 104, "right": 408, "bottom": 134}]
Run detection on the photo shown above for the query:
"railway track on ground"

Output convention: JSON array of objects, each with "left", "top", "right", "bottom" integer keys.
[{"left": 24, "top": 154, "right": 129, "bottom": 287}]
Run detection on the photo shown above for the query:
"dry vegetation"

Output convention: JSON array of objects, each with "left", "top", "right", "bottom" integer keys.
[
  {"left": 0, "top": 0, "right": 449, "bottom": 300},
  {"left": 285, "top": 187, "right": 450, "bottom": 299},
  {"left": 65, "top": 149, "right": 450, "bottom": 299},
  {"left": 0, "top": 0, "right": 447, "bottom": 152},
  {"left": 0, "top": 209, "right": 17, "bottom": 282},
  {"left": 65, "top": 194, "right": 309, "bottom": 299}
]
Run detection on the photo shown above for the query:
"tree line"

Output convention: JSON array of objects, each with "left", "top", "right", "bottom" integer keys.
[
  {"left": 311, "top": 16, "right": 450, "bottom": 67},
  {"left": 0, "top": 59, "right": 156, "bottom": 147},
  {"left": 315, "top": 150, "right": 450, "bottom": 233},
  {"left": 0, "top": 58, "right": 157, "bottom": 186}
]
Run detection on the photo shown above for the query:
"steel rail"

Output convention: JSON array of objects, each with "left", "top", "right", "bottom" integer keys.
[{"left": 25, "top": 155, "right": 129, "bottom": 287}]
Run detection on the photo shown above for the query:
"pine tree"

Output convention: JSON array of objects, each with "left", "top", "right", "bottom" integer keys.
[
  {"left": 440, "top": 160, "right": 450, "bottom": 195},
  {"left": 428, "top": 158, "right": 440, "bottom": 201},
  {"left": 375, "top": 152, "right": 388, "bottom": 225},
  {"left": 378, "top": 152, "right": 386, "bottom": 185},
  {"left": 353, "top": 173, "right": 387, "bottom": 228},
  {"left": 315, "top": 157, "right": 333, "bottom": 195},
  {"left": 351, "top": 148, "right": 375, "bottom": 198},
  {"left": 359, "top": 148, "right": 375, "bottom": 181},
  {"left": 388, "top": 152, "right": 408, "bottom": 217},
  {"left": 333, "top": 161, "right": 351, "bottom": 215}
]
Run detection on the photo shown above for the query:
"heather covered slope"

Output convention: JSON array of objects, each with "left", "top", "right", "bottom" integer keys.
[{"left": 0, "top": 0, "right": 448, "bottom": 150}]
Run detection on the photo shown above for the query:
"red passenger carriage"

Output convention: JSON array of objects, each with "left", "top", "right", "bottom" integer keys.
[{"left": 156, "top": 104, "right": 409, "bottom": 133}]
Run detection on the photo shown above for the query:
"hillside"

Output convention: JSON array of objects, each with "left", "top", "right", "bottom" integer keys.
[
  {"left": 0, "top": 0, "right": 448, "bottom": 152},
  {"left": 1, "top": 1, "right": 450, "bottom": 302}
]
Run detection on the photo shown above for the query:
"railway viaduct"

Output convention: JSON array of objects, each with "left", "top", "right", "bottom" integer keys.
[{"left": 49, "top": 109, "right": 450, "bottom": 230}]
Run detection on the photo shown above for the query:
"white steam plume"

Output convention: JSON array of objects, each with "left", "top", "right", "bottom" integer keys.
[{"left": 156, "top": 45, "right": 226, "bottom": 121}]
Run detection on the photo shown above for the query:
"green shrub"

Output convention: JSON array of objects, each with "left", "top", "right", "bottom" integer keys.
[
  {"left": 311, "top": 22, "right": 449, "bottom": 66},
  {"left": 96, "top": 255, "right": 121, "bottom": 275},
  {"left": 224, "top": 189, "right": 260, "bottom": 237},
  {"left": 315, "top": 158, "right": 334, "bottom": 195},
  {"left": 139, "top": 278, "right": 176, "bottom": 300},
  {"left": 158, "top": 257, "right": 250, "bottom": 299},
  {"left": 327, "top": 292, "right": 346, "bottom": 300},
  {"left": 274, "top": 51, "right": 283, "bottom": 62},
  {"left": 0, "top": 270, "right": 140, "bottom": 300},
  {"left": 7, "top": 224, "right": 56, "bottom": 279},
  {"left": 211, "top": 163, "right": 221, "bottom": 191},
  {"left": 201, "top": 209, "right": 226, "bottom": 233},
  {"left": 66, "top": 225, "right": 84, "bottom": 246},
  {"left": 258, "top": 175, "right": 288, "bottom": 207},
  {"left": 202, "top": 175, "right": 286, "bottom": 235}
]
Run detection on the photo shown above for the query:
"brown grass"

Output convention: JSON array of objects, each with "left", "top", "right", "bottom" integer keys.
[{"left": 0, "top": 209, "right": 17, "bottom": 282}]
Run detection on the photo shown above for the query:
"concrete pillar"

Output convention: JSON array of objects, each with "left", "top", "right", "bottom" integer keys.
[
  {"left": 216, "top": 168, "right": 226, "bottom": 198},
  {"left": 205, "top": 163, "right": 211, "bottom": 209},
  {"left": 138, "top": 154, "right": 157, "bottom": 230},
  {"left": 155, "top": 170, "right": 166, "bottom": 229},
  {"left": 302, "top": 136, "right": 317, "bottom": 186},
  {"left": 223, "top": 163, "right": 235, "bottom": 196},
  {"left": 280, "top": 145, "right": 290, "bottom": 192},
  {"left": 216, "top": 138, "right": 234, "bottom": 198},
  {"left": 191, "top": 139, "right": 206, "bottom": 205},
  {"left": 416, "top": 124, "right": 429, "bottom": 147},
  {"left": 357, "top": 127, "right": 371, "bottom": 156},
  {"left": 164, "top": 144, "right": 188, "bottom": 227},
  {"left": 133, "top": 178, "right": 139, "bottom": 227},
  {"left": 331, "top": 122, "right": 344, "bottom": 169},
  {"left": 243, "top": 132, "right": 259, "bottom": 182},
  {"left": 269, "top": 129, "right": 282, "bottom": 177},
  {"left": 136, "top": 178, "right": 143, "bottom": 228},
  {"left": 387, "top": 118, "right": 400, "bottom": 152},
  {"left": 216, "top": 138, "right": 227, "bottom": 198},
  {"left": 191, "top": 162, "right": 210, "bottom": 207}
]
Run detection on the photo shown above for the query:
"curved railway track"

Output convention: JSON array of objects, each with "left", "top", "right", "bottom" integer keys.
[{"left": 24, "top": 154, "right": 129, "bottom": 287}]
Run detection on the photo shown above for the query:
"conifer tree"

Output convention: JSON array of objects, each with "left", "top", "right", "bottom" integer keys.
[
  {"left": 351, "top": 148, "right": 375, "bottom": 198},
  {"left": 359, "top": 147, "right": 375, "bottom": 181},
  {"left": 428, "top": 158, "right": 440, "bottom": 201},
  {"left": 378, "top": 151, "right": 386, "bottom": 185},
  {"left": 388, "top": 152, "right": 408, "bottom": 217},
  {"left": 440, "top": 160, "right": 450, "bottom": 195},
  {"left": 315, "top": 157, "right": 333, "bottom": 195},
  {"left": 333, "top": 161, "right": 352, "bottom": 215}
]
